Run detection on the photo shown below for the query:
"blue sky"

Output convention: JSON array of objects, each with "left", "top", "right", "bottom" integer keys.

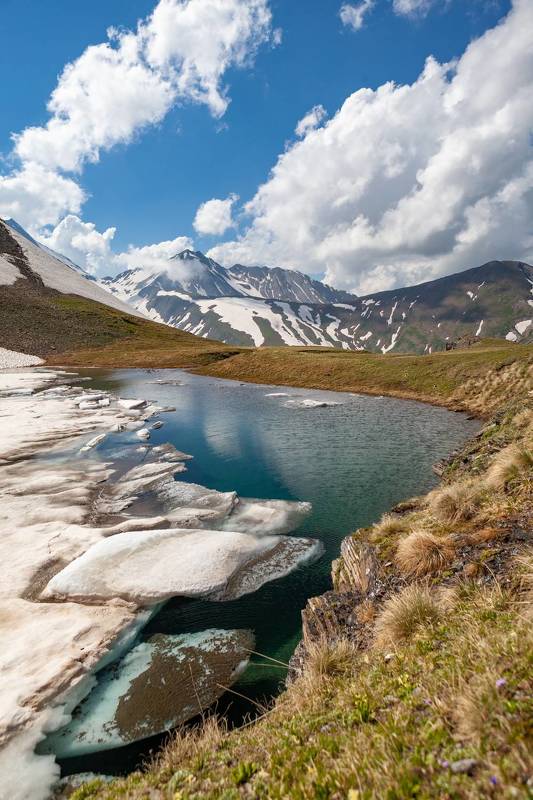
[{"left": 1, "top": 0, "right": 530, "bottom": 293}]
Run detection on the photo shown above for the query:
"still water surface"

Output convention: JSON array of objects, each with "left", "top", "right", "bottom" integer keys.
[{"left": 63, "top": 368, "right": 479, "bottom": 775}]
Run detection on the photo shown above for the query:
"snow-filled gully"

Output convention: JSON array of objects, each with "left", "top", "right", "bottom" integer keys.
[{"left": 0, "top": 365, "right": 320, "bottom": 800}]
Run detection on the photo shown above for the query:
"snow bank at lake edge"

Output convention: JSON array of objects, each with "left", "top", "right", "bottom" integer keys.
[{"left": 0, "top": 368, "right": 320, "bottom": 799}]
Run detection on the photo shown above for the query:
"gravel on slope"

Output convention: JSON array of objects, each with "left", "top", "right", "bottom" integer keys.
[{"left": 0, "top": 347, "right": 44, "bottom": 369}]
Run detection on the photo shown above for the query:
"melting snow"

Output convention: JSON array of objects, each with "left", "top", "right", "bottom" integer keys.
[
  {"left": 0, "top": 348, "right": 44, "bottom": 368},
  {"left": 156, "top": 289, "right": 192, "bottom": 301},
  {"left": 515, "top": 319, "right": 532, "bottom": 335},
  {"left": 387, "top": 301, "right": 398, "bottom": 326},
  {"left": 285, "top": 398, "right": 342, "bottom": 409},
  {"left": 325, "top": 314, "right": 341, "bottom": 339},
  {"left": 475, "top": 320, "right": 484, "bottom": 336},
  {"left": 382, "top": 325, "right": 402, "bottom": 354}
]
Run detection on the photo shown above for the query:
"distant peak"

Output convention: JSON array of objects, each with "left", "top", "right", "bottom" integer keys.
[
  {"left": 2, "top": 217, "right": 40, "bottom": 246},
  {"left": 172, "top": 248, "right": 208, "bottom": 262}
]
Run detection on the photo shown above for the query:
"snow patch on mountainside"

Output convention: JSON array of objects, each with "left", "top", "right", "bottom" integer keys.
[
  {"left": 515, "top": 319, "right": 531, "bottom": 335},
  {"left": 195, "top": 297, "right": 308, "bottom": 346},
  {"left": 0, "top": 348, "right": 44, "bottom": 368},
  {"left": 0, "top": 253, "right": 21, "bottom": 285},
  {"left": 2, "top": 222, "right": 146, "bottom": 318}
]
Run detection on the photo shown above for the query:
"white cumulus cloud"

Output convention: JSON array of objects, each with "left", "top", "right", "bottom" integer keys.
[
  {"left": 295, "top": 105, "right": 327, "bottom": 138},
  {"left": 113, "top": 234, "right": 194, "bottom": 272},
  {"left": 193, "top": 193, "right": 238, "bottom": 235},
  {"left": 39, "top": 215, "right": 117, "bottom": 273},
  {"left": 0, "top": 165, "right": 85, "bottom": 228},
  {"left": 209, "top": 0, "right": 533, "bottom": 294},
  {"left": 38, "top": 214, "right": 194, "bottom": 276},
  {"left": 392, "top": 0, "right": 437, "bottom": 17},
  {"left": 339, "top": 1, "right": 375, "bottom": 31},
  {"left": 0, "top": 0, "right": 275, "bottom": 230}
]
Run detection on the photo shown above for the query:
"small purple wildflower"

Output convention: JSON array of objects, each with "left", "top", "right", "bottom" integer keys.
[
  {"left": 490, "top": 776, "right": 498, "bottom": 786},
  {"left": 495, "top": 678, "right": 507, "bottom": 689},
  {"left": 440, "top": 760, "right": 450, "bottom": 769}
]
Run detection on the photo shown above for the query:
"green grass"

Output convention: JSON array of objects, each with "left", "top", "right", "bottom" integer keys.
[
  {"left": 196, "top": 340, "right": 532, "bottom": 413},
  {"left": 73, "top": 583, "right": 533, "bottom": 800}
]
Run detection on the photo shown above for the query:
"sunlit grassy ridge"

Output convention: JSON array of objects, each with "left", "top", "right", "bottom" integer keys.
[
  {"left": 69, "top": 346, "right": 532, "bottom": 799},
  {"left": 52, "top": 327, "right": 532, "bottom": 415}
]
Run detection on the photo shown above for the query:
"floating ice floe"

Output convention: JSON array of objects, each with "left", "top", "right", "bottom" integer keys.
[
  {"left": 42, "top": 629, "right": 254, "bottom": 757},
  {"left": 42, "top": 527, "right": 320, "bottom": 605},
  {"left": 136, "top": 428, "right": 151, "bottom": 440},
  {"left": 79, "top": 434, "right": 106, "bottom": 453},
  {"left": 220, "top": 498, "right": 311, "bottom": 536},
  {"left": 118, "top": 398, "right": 147, "bottom": 411},
  {"left": 284, "top": 398, "right": 342, "bottom": 409},
  {"left": 265, "top": 392, "right": 290, "bottom": 397},
  {"left": 73, "top": 393, "right": 106, "bottom": 406},
  {"left": 151, "top": 420, "right": 163, "bottom": 430}
]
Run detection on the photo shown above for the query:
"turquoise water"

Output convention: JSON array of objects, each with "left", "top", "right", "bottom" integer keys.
[{"left": 62, "top": 368, "right": 478, "bottom": 775}]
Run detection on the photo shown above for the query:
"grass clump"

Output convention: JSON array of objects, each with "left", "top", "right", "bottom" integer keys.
[
  {"left": 395, "top": 530, "right": 456, "bottom": 577},
  {"left": 302, "top": 637, "right": 358, "bottom": 683},
  {"left": 484, "top": 443, "right": 533, "bottom": 490},
  {"left": 428, "top": 480, "right": 483, "bottom": 523},
  {"left": 373, "top": 584, "right": 444, "bottom": 648},
  {"left": 372, "top": 513, "right": 410, "bottom": 537}
]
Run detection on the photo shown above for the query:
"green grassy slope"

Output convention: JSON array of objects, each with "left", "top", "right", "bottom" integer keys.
[{"left": 0, "top": 283, "right": 238, "bottom": 367}]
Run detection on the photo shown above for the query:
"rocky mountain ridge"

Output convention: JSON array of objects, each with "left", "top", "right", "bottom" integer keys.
[
  {"left": 3, "top": 217, "right": 532, "bottom": 353},
  {"left": 102, "top": 249, "right": 533, "bottom": 353}
]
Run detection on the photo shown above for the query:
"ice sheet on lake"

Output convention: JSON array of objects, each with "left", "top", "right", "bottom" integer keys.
[
  {"left": 43, "top": 527, "right": 320, "bottom": 605},
  {"left": 284, "top": 398, "right": 342, "bottom": 408}
]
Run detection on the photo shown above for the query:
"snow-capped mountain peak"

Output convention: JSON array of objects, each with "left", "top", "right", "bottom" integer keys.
[{"left": 101, "top": 253, "right": 533, "bottom": 352}]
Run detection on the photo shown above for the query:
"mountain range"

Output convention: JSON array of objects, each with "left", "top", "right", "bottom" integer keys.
[
  {"left": 100, "top": 248, "right": 533, "bottom": 352},
  {"left": 2, "top": 217, "right": 532, "bottom": 354}
]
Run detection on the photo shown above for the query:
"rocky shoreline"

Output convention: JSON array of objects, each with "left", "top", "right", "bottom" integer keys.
[{"left": 0, "top": 365, "right": 320, "bottom": 800}]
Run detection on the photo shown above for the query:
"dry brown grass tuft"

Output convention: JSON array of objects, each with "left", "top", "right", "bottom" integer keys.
[
  {"left": 154, "top": 715, "right": 225, "bottom": 776},
  {"left": 301, "top": 637, "right": 358, "bottom": 683},
  {"left": 395, "top": 530, "right": 456, "bottom": 577},
  {"left": 513, "top": 553, "right": 533, "bottom": 618},
  {"left": 453, "top": 673, "right": 505, "bottom": 748},
  {"left": 374, "top": 584, "right": 443, "bottom": 648},
  {"left": 354, "top": 598, "right": 377, "bottom": 625},
  {"left": 428, "top": 479, "right": 483, "bottom": 523},
  {"left": 512, "top": 407, "right": 533, "bottom": 430},
  {"left": 485, "top": 443, "right": 533, "bottom": 490},
  {"left": 467, "top": 526, "right": 502, "bottom": 544},
  {"left": 372, "top": 513, "right": 410, "bottom": 537}
]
